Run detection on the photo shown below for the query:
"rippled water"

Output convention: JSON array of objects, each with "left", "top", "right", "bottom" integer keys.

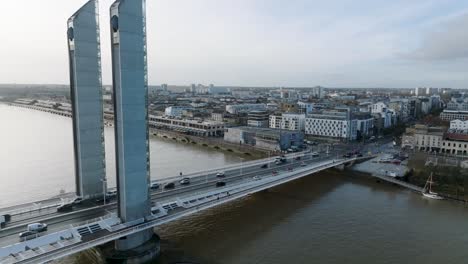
[{"left": 3, "top": 104, "right": 468, "bottom": 264}]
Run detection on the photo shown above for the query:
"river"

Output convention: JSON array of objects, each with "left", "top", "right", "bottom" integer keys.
[{"left": 2, "top": 104, "right": 468, "bottom": 264}]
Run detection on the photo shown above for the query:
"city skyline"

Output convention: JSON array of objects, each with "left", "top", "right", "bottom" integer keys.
[{"left": 0, "top": 0, "right": 468, "bottom": 88}]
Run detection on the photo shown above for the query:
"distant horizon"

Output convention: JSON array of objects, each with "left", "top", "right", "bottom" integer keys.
[{"left": 0, "top": 83, "right": 459, "bottom": 90}]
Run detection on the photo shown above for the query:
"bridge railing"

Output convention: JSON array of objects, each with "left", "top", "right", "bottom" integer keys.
[{"left": 151, "top": 151, "right": 316, "bottom": 184}]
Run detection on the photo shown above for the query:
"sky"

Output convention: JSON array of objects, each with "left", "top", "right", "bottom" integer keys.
[{"left": 0, "top": 0, "right": 468, "bottom": 88}]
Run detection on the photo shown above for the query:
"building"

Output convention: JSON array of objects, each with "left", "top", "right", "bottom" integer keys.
[
  {"left": 305, "top": 110, "right": 357, "bottom": 140},
  {"left": 247, "top": 110, "right": 269, "bottom": 127},
  {"left": 224, "top": 126, "right": 304, "bottom": 151},
  {"left": 311, "top": 86, "right": 324, "bottom": 99},
  {"left": 440, "top": 110, "right": 468, "bottom": 121},
  {"left": 297, "top": 101, "right": 313, "bottom": 114},
  {"left": 67, "top": 0, "right": 105, "bottom": 199},
  {"left": 225, "top": 104, "right": 266, "bottom": 114},
  {"left": 269, "top": 113, "right": 306, "bottom": 131},
  {"left": 165, "top": 106, "right": 191, "bottom": 117},
  {"left": 450, "top": 120, "right": 468, "bottom": 131},
  {"left": 282, "top": 113, "right": 306, "bottom": 131},
  {"left": 279, "top": 101, "right": 298, "bottom": 113},
  {"left": 149, "top": 116, "right": 225, "bottom": 137},
  {"left": 354, "top": 113, "right": 374, "bottom": 137},
  {"left": 402, "top": 125, "right": 468, "bottom": 155}
]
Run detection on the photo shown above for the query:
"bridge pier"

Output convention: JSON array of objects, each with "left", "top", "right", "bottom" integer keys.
[{"left": 103, "top": 231, "right": 160, "bottom": 264}]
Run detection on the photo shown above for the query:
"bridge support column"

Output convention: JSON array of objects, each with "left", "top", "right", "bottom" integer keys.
[
  {"left": 108, "top": 0, "right": 156, "bottom": 262},
  {"left": 103, "top": 231, "right": 160, "bottom": 264}
]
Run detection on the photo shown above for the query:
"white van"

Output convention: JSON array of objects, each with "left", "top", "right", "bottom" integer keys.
[{"left": 27, "top": 223, "right": 48, "bottom": 232}]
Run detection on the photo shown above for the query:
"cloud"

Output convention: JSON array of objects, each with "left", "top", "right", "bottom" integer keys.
[{"left": 403, "top": 13, "right": 468, "bottom": 60}]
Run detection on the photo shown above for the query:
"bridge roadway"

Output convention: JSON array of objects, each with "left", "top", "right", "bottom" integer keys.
[{"left": 0, "top": 152, "right": 358, "bottom": 263}]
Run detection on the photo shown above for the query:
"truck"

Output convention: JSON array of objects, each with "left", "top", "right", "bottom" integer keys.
[{"left": 0, "top": 214, "right": 11, "bottom": 228}]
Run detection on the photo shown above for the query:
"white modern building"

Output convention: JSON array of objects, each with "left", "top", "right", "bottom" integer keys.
[{"left": 305, "top": 110, "right": 357, "bottom": 140}]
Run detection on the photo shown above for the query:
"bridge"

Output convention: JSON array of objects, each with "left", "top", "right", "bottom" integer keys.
[
  {"left": 0, "top": 0, "right": 369, "bottom": 263},
  {"left": 0, "top": 152, "right": 362, "bottom": 264}
]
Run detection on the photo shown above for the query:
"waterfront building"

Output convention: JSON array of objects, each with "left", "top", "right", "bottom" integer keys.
[
  {"left": 305, "top": 110, "right": 357, "bottom": 140},
  {"left": 149, "top": 116, "right": 225, "bottom": 137},
  {"left": 224, "top": 126, "right": 304, "bottom": 151},
  {"left": 402, "top": 125, "right": 468, "bottom": 155},
  {"left": 67, "top": 0, "right": 105, "bottom": 199}
]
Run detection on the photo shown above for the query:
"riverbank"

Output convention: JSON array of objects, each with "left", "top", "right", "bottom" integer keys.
[{"left": 2, "top": 102, "right": 270, "bottom": 159}]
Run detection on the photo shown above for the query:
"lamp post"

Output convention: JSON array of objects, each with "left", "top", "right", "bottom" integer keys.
[
  {"left": 239, "top": 157, "right": 244, "bottom": 177},
  {"left": 101, "top": 177, "right": 107, "bottom": 205}
]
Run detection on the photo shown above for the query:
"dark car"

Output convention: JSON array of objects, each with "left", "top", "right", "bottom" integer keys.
[
  {"left": 343, "top": 153, "right": 352, "bottom": 158},
  {"left": 150, "top": 183, "right": 160, "bottom": 190},
  {"left": 56, "top": 203, "right": 73, "bottom": 213},
  {"left": 216, "top": 181, "right": 226, "bottom": 187},
  {"left": 164, "top": 182, "right": 175, "bottom": 189},
  {"left": 294, "top": 156, "right": 301, "bottom": 160},
  {"left": 260, "top": 164, "right": 268, "bottom": 168},
  {"left": 179, "top": 178, "right": 190, "bottom": 185}
]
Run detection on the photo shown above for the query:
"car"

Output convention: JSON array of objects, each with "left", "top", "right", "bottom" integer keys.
[
  {"left": 0, "top": 214, "right": 11, "bottom": 228},
  {"left": 216, "top": 171, "right": 225, "bottom": 178},
  {"left": 71, "top": 197, "right": 83, "bottom": 205},
  {"left": 19, "top": 231, "right": 38, "bottom": 241},
  {"left": 342, "top": 153, "right": 352, "bottom": 158},
  {"left": 252, "top": 176, "right": 261, "bottom": 181},
  {"left": 287, "top": 167, "right": 293, "bottom": 171},
  {"left": 27, "top": 223, "right": 47, "bottom": 232},
  {"left": 216, "top": 181, "right": 226, "bottom": 187},
  {"left": 301, "top": 162, "right": 306, "bottom": 166},
  {"left": 106, "top": 190, "right": 117, "bottom": 199},
  {"left": 357, "top": 153, "right": 363, "bottom": 157},
  {"left": 311, "top": 152, "right": 319, "bottom": 157},
  {"left": 56, "top": 203, "right": 73, "bottom": 212},
  {"left": 272, "top": 170, "right": 278, "bottom": 175},
  {"left": 275, "top": 160, "right": 282, "bottom": 165},
  {"left": 164, "top": 182, "right": 175, "bottom": 189},
  {"left": 179, "top": 177, "right": 190, "bottom": 185},
  {"left": 378, "top": 135, "right": 384, "bottom": 139},
  {"left": 294, "top": 156, "right": 301, "bottom": 160},
  {"left": 260, "top": 164, "right": 268, "bottom": 168},
  {"left": 150, "top": 183, "right": 160, "bottom": 190}
]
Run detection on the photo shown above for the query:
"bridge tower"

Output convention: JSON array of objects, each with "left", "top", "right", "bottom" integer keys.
[
  {"left": 110, "top": 0, "right": 153, "bottom": 251},
  {"left": 67, "top": 0, "right": 106, "bottom": 200}
]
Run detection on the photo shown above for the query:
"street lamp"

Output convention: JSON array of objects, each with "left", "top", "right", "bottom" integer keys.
[
  {"left": 101, "top": 177, "right": 107, "bottom": 205},
  {"left": 239, "top": 157, "right": 244, "bottom": 177}
]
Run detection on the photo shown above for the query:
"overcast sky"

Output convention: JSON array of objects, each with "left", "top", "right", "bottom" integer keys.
[{"left": 0, "top": 0, "right": 468, "bottom": 88}]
